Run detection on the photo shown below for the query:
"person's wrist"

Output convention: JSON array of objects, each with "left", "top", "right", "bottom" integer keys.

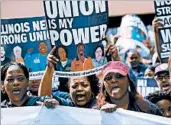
[
  {"left": 153, "top": 27, "right": 159, "bottom": 33},
  {"left": 47, "top": 62, "right": 54, "bottom": 69}
]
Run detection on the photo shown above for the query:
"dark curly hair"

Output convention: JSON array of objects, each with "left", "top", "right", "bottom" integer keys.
[
  {"left": 67, "top": 74, "right": 100, "bottom": 97},
  {"left": 146, "top": 91, "right": 171, "bottom": 104},
  {"left": 56, "top": 45, "right": 67, "bottom": 59},
  {"left": 1, "top": 62, "right": 29, "bottom": 84}
]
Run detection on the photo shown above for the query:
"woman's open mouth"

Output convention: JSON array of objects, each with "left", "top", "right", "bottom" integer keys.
[
  {"left": 12, "top": 88, "right": 21, "bottom": 95},
  {"left": 111, "top": 86, "right": 120, "bottom": 95},
  {"left": 76, "top": 94, "right": 86, "bottom": 101}
]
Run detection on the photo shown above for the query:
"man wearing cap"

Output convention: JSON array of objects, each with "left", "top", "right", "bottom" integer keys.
[
  {"left": 71, "top": 43, "right": 94, "bottom": 71},
  {"left": 154, "top": 63, "right": 171, "bottom": 94}
]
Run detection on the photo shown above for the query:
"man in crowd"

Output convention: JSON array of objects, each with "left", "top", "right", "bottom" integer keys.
[
  {"left": 71, "top": 43, "right": 94, "bottom": 71},
  {"left": 29, "top": 78, "right": 41, "bottom": 96},
  {"left": 125, "top": 49, "right": 147, "bottom": 78},
  {"left": 154, "top": 63, "right": 171, "bottom": 94}
]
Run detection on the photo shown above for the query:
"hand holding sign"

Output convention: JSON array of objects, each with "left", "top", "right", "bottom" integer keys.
[
  {"left": 106, "top": 35, "right": 120, "bottom": 61},
  {"left": 44, "top": 99, "right": 59, "bottom": 109},
  {"left": 47, "top": 46, "right": 58, "bottom": 68},
  {"left": 100, "top": 103, "right": 118, "bottom": 113},
  {"left": 152, "top": 17, "right": 164, "bottom": 33}
]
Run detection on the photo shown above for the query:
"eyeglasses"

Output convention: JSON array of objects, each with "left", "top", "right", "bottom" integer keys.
[
  {"left": 6, "top": 76, "right": 26, "bottom": 83},
  {"left": 156, "top": 74, "right": 170, "bottom": 81},
  {"left": 104, "top": 73, "right": 125, "bottom": 81}
]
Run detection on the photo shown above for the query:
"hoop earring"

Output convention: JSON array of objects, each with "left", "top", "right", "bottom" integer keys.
[
  {"left": 2, "top": 88, "right": 6, "bottom": 94},
  {"left": 128, "top": 86, "right": 131, "bottom": 92},
  {"left": 1, "top": 85, "right": 6, "bottom": 94},
  {"left": 26, "top": 86, "right": 29, "bottom": 91}
]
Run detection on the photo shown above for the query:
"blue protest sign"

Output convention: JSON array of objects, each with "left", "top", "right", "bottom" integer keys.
[
  {"left": 137, "top": 78, "right": 159, "bottom": 97},
  {"left": 1, "top": 17, "right": 51, "bottom": 73},
  {"left": 44, "top": 1, "right": 109, "bottom": 77}
]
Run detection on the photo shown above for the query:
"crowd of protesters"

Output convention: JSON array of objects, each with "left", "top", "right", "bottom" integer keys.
[{"left": 1, "top": 14, "right": 171, "bottom": 119}]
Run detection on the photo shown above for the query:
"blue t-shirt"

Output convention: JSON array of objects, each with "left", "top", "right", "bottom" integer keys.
[{"left": 25, "top": 53, "right": 48, "bottom": 72}]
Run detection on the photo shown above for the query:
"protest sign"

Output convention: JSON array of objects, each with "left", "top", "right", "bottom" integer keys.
[
  {"left": 154, "top": 0, "right": 171, "bottom": 63},
  {"left": 2, "top": 106, "right": 171, "bottom": 125},
  {"left": 137, "top": 78, "right": 159, "bottom": 97},
  {"left": 1, "top": 17, "right": 51, "bottom": 78},
  {"left": 44, "top": 1, "right": 108, "bottom": 77}
]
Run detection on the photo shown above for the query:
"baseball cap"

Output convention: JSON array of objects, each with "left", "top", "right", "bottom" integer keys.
[
  {"left": 102, "top": 61, "right": 129, "bottom": 79},
  {"left": 154, "top": 63, "right": 169, "bottom": 76}
]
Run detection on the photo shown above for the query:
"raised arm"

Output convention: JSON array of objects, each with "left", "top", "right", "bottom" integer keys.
[
  {"left": 105, "top": 35, "right": 121, "bottom": 61},
  {"left": 38, "top": 46, "right": 58, "bottom": 97},
  {"left": 152, "top": 17, "right": 163, "bottom": 63}
]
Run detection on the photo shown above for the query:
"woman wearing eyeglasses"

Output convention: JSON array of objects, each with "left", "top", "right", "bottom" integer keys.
[
  {"left": 1, "top": 62, "right": 59, "bottom": 108},
  {"left": 96, "top": 61, "right": 162, "bottom": 115}
]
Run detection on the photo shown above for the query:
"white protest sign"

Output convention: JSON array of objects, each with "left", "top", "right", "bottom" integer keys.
[{"left": 1, "top": 106, "right": 171, "bottom": 125}]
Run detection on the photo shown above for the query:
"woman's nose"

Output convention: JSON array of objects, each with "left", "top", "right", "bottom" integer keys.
[
  {"left": 77, "top": 85, "right": 83, "bottom": 91},
  {"left": 111, "top": 76, "right": 117, "bottom": 82},
  {"left": 13, "top": 79, "right": 20, "bottom": 86}
]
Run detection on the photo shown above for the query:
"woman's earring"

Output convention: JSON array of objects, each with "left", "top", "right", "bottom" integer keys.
[
  {"left": 2, "top": 88, "right": 6, "bottom": 94},
  {"left": 91, "top": 93, "right": 95, "bottom": 99},
  {"left": 26, "top": 86, "right": 29, "bottom": 91},
  {"left": 128, "top": 86, "right": 131, "bottom": 92},
  {"left": 1, "top": 85, "right": 6, "bottom": 94}
]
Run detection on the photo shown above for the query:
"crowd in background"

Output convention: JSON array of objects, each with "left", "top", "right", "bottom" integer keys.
[{"left": 1, "top": 14, "right": 171, "bottom": 119}]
